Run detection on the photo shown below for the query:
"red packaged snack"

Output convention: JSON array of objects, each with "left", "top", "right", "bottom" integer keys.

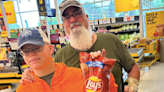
[
  {"left": 80, "top": 52, "right": 93, "bottom": 81},
  {"left": 79, "top": 52, "right": 116, "bottom": 92}
]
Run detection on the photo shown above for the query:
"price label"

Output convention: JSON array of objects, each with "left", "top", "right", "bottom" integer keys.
[
  {"left": 49, "top": 25, "right": 53, "bottom": 30},
  {"left": 127, "top": 17, "right": 130, "bottom": 21},
  {"left": 106, "top": 18, "right": 110, "bottom": 23},
  {"left": 112, "top": 18, "right": 116, "bottom": 23},
  {"left": 130, "top": 16, "right": 134, "bottom": 21},
  {"left": 94, "top": 20, "right": 98, "bottom": 25},
  {"left": 53, "top": 25, "right": 57, "bottom": 29},
  {"left": 103, "top": 19, "right": 107, "bottom": 24},
  {"left": 89, "top": 20, "right": 93, "bottom": 25},
  {"left": 59, "top": 24, "right": 63, "bottom": 29},
  {"left": 99, "top": 19, "right": 103, "bottom": 24},
  {"left": 124, "top": 17, "right": 127, "bottom": 21}
]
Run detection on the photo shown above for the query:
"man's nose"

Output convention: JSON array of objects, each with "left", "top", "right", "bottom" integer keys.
[
  {"left": 70, "top": 15, "right": 77, "bottom": 23},
  {"left": 28, "top": 49, "right": 36, "bottom": 56}
]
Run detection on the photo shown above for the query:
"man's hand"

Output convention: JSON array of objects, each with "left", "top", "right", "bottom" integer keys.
[
  {"left": 124, "top": 77, "right": 139, "bottom": 92},
  {"left": 90, "top": 49, "right": 106, "bottom": 59},
  {"left": 20, "top": 68, "right": 35, "bottom": 84},
  {"left": 124, "top": 86, "right": 134, "bottom": 92},
  {"left": 89, "top": 49, "right": 113, "bottom": 75}
]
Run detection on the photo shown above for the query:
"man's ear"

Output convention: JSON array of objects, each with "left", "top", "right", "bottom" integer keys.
[
  {"left": 49, "top": 45, "right": 54, "bottom": 55},
  {"left": 86, "top": 14, "right": 89, "bottom": 19}
]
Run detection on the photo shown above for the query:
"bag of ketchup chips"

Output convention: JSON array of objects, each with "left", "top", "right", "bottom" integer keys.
[{"left": 80, "top": 52, "right": 116, "bottom": 92}]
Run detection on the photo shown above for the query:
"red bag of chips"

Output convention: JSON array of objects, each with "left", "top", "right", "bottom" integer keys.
[{"left": 80, "top": 52, "right": 116, "bottom": 92}]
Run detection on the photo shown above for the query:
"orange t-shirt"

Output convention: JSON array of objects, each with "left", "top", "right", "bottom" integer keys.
[{"left": 17, "top": 63, "right": 117, "bottom": 92}]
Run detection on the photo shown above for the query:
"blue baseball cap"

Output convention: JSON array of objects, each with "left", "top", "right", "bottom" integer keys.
[{"left": 17, "top": 28, "right": 50, "bottom": 49}]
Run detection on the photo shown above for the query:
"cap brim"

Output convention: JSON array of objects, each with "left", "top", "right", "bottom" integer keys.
[
  {"left": 61, "top": 4, "right": 84, "bottom": 16},
  {"left": 18, "top": 40, "right": 44, "bottom": 49}
]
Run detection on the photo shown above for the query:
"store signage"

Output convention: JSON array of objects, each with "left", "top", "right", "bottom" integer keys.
[
  {"left": 146, "top": 11, "right": 164, "bottom": 37},
  {"left": 124, "top": 17, "right": 127, "bottom": 21},
  {"left": 99, "top": 19, "right": 103, "bottom": 24},
  {"left": 89, "top": 20, "right": 93, "bottom": 25},
  {"left": 10, "top": 32, "right": 17, "bottom": 38},
  {"left": 37, "top": 0, "right": 52, "bottom": 16},
  {"left": 8, "top": 38, "right": 18, "bottom": 50},
  {"left": 115, "top": 0, "right": 139, "bottom": 13},
  {"left": 0, "top": 48, "right": 7, "bottom": 61},
  {"left": 59, "top": 24, "right": 63, "bottom": 29},
  {"left": 94, "top": 20, "right": 98, "bottom": 25},
  {"left": 53, "top": 25, "right": 57, "bottom": 29},
  {"left": 103, "top": 19, "right": 107, "bottom": 24},
  {"left": 112, "top": 18, "right": 116, "bottom": 23},
  {"left": 106, "top": 18, "right": 110, "bottom": 23},
  {"left": 130, "top": 16, "right": 134, "bottom": 21},
  {"left": 124, "top": 17, "right": 131, "bottom": 21},
  {"left": 127, "top": 17, "right": 130, "bottom": 21},
  {"left": 1, "top": 31, "right": 8, "bottom": 37},
  {"left": 0, "top": 1, "right": 17, "bottom": 24},
  {"left": 49, "top": 25, "right": 53, "bottom": 30}
]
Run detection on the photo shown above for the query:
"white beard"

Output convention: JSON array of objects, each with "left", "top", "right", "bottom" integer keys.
[{"left": 68, "top": 25, "right": 93, "bottom": 51}]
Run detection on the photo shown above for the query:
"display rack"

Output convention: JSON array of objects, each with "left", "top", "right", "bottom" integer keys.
[{"left": 128, "top": 48, "right": 144, "bottom": 63}]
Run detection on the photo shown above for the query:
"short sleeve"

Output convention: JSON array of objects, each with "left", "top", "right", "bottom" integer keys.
[{"left": 115, "top": 37, "right": 135, "bottom": 72}]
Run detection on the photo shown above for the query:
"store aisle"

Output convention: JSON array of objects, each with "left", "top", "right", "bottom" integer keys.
[{"left": 138, "top": 61, "right": 164, "bottom": 92}]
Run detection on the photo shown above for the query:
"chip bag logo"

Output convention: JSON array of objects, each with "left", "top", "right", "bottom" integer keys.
[{"left": 85, "top": 76, "right": 103, "bottom": 92}]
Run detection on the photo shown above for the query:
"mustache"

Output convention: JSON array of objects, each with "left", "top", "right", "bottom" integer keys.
[{"left": 70, "top": 22, "right": 82, "bottom": 29}]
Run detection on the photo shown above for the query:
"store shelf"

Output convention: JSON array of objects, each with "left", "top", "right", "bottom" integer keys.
[
  {"left": 109, "top": 29, "right": 140, "bottom": 34},
  {"left": 134, "top": 53, "right": 144, "bottom": 63},
  {"left": 94, "top": 20, "right": 139, "bottom": 27},
  {"left": 118, "top": 29, "right": 140, "bottom": 34}
]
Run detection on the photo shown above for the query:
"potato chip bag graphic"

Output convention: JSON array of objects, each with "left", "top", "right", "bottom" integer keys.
[
  {"left": 85, "top": 76, "right": 103, "bottom": 92},
  {"left": 80, "top": 52, "right": 116, "bottom": 92}
]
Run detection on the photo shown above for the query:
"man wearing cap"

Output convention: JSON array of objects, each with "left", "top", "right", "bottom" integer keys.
[
  {"left": 20, "top": 0, "right": 140, "bottom": 92},
  {"left": 16, "top": 28, "right": 117, "bottom": 92}
]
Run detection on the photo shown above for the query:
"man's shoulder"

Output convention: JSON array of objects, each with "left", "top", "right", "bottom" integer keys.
[
  {"left": 56, "top": 63, "right": 81, "bottom": 73},
  {"left": 55, "top": 44, "right": 70, "bottom": 57},
  {"left": 56, "top": 44, "right": 70, "bottom": 54},
  {"left": 96, "top": 33, "right": 118, "bottom": 39},
  {"left": 55, "top": 63, "right": 83, "bottom": 79},
  {"left": 63, "top": 66, "right": 83, "bottom": 80},
  {"left": 16, "top": 83, "right": 32, "bottom": 92},
  {"left": 96, "top": 33, "right": 120, "bottom": 44}
]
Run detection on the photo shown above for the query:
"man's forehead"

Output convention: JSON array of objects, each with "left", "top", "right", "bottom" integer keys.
[{"left": 63, "top": 6, "right": 81, "bottom": 16}]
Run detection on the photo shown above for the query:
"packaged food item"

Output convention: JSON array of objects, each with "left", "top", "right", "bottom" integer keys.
[
  {"left": 80, "top": 52, "right": 93, "bottom": 80},
  {"left": 80, "top": 52, "right": 116, "bottom": 92},
  {"left": 155, "top": 24, "right": 164, "bottom": 37}
]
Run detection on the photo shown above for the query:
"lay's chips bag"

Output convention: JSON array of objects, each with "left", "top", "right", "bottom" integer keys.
[{"left": 80, "top": 52, "right": 116, "bottom": 92}]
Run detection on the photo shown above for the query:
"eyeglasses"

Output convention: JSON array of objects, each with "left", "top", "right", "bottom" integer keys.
[
  {"left": 19, "top": 43, "right": 49, "bottom": 56},
  {"left": 62, "top": 11, "right": 84, "bottom": 23}
]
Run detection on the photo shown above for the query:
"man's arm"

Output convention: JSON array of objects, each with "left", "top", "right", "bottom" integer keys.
[
  {"left": 128, "top": 62, "right": 140, "bottom": 80},
  {"left": 114, "top": 35, "right": 140, "bottom": 92},
  {"left": 124, "top": 62, "right": 140, "bottom": 92}
]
